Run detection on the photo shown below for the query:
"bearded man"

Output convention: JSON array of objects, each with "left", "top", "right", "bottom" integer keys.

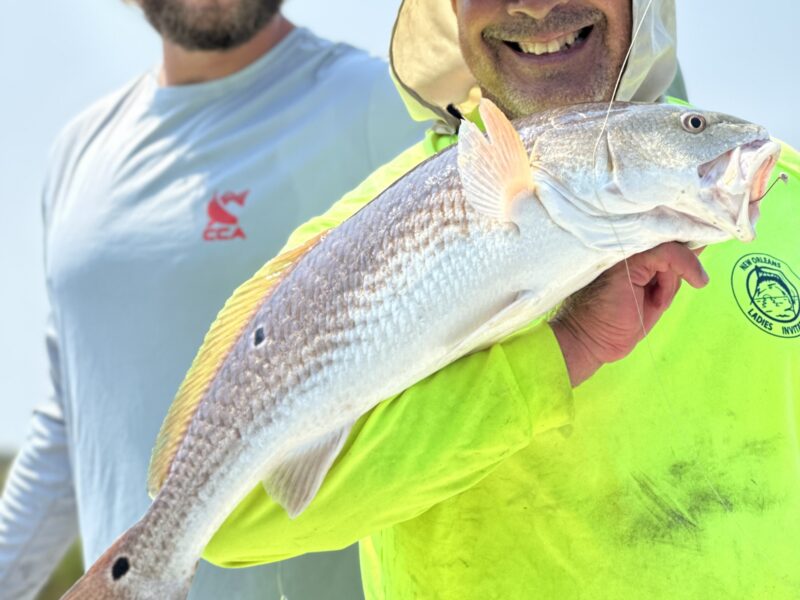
[
  {"left": 0, "top": 1, "right": 425, "bottom": 598},
  {"left": 202, "top": 1, "right": 800, "bottom": 599}
]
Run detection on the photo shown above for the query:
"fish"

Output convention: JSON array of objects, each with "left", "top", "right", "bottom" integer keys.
[{"left": 61, "top": 99, "right": 780, "bottom": 599}]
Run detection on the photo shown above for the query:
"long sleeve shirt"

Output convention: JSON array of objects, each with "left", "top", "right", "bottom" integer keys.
[
  {"left": 0, "top": 26, "right": 427, "bottom": 600},
  {"left": 203, "top": 110, "right": 800, "bottom": 599}
]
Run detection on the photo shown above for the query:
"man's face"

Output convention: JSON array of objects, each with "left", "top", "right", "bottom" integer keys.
[
  {"left": 453, "top": 0, "right": 632, "bottom": 118},
  {"left": 139, "top": 0, "right": 282, "bottom": 51}
]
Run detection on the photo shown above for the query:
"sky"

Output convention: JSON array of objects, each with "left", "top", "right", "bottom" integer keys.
[{"left": 0, "top": 0, "right": 798, "bottom": 451}]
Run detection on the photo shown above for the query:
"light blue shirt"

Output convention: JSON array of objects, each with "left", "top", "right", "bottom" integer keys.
[{"left": 0, "top": 26, "right": 426, "bottom": 600}]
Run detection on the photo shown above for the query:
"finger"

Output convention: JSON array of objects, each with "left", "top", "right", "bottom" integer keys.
[
  {"left": 634, "top": 242, "right": 709, "bottom": 289},
  {"left": 648, "top": 270, "right": 681, "bottom": 310},
  {"left": 639, "top": 271, "right": 679, "bottom": 332},
  {"left": 672, "top": 247, "right": 709, "bottom": 289}
]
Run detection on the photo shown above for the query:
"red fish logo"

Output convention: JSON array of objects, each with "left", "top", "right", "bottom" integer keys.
[{"left": 203, "top": 191, "right": 248, "bottom": 241}]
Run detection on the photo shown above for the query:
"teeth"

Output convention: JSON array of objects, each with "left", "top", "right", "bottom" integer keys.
[{"left": 517, "top": 31, "right": 579, "bottom": 55}]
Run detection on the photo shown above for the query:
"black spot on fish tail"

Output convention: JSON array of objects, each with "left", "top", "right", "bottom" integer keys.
[{"left": 112, "top": 556, "right": 130, "bottom": 580}]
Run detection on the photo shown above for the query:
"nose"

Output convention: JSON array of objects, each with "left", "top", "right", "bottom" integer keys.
[{"left": 507, "top": 0, "right": 571, "bottom": 20}]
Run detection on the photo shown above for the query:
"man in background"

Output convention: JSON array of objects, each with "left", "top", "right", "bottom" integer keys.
[
  {"left": 202, "top": 1, "right": 800, "bottom": 598},
  {"left": 0, "top": 1, "right": 425, "bottom": 598}
]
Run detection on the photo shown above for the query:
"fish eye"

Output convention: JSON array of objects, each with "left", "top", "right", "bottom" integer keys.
[
  {"left": 253, "top": 326, "right": 265, "bottom": 347},
  {"left": 681, "top": 113, "right": 707, "bottom": 133},
  {"left": 112, "top": 556, "right": 130, "bottom": 580}
]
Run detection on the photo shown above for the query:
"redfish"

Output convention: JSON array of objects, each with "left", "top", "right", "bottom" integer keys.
[{"left": 62, "top": 100, "right": 780, "bottom": 599}]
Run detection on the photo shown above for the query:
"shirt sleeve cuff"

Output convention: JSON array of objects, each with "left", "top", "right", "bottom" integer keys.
[{"left": 501, "top": 322, "right": 575, "bottom": 437}]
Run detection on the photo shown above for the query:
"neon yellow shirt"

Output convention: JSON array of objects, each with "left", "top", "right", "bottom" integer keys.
[{"left": 204, "top": 116, "right": 800, "bottom": 599}]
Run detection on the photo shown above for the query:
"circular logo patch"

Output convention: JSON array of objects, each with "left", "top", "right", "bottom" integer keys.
[{"left": 731, "top": 253, "right": 800, "bottom": 338}]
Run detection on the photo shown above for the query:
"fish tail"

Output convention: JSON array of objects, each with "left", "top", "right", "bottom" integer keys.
[{"left": 59, "top": 521, "right": 195, "bottom": 600}]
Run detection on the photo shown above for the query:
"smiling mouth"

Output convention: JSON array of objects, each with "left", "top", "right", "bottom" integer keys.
[{"left": 502, "top": 25, "right": 593, "bottom": 57}]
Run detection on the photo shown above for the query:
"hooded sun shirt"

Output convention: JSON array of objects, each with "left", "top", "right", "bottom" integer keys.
[
  {"left": 390, "top": 0, "right": 680, "bottom": 128},
  {"left": 201, "top": 2, "right": 799, "bottom": 598}
]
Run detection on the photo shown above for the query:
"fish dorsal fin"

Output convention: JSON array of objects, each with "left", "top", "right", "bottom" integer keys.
[
  {"left": 457, "top": 98, "right": 536, "bottom": 225},
  {"left": 263, "top": 422, "right": 354, "bottom": 518},
  {"left": 147, "top": 232, "right": 327, "bottom": 498}
]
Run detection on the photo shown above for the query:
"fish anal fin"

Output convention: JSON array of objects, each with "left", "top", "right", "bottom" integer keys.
[
  {"left": 457, "top": 98, "right": 537, "bottom": 225},
  {"left": 147, "top": 231, "right": 328, "bottom": 498},
  {"left": 263, "top": 424, "right": 353, "bottom": 519}
]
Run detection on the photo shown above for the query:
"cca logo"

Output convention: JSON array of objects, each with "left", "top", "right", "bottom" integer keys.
[{"left": 203, "top": 191, "right": 248, "bottom": 241}]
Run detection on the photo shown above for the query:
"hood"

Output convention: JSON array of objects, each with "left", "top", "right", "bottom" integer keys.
[{"left": 390, "top": 0, "right": 679, "bottom": 130}]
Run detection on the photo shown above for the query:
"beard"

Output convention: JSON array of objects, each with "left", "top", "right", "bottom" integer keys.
[{"left": 139, "top": 0, "right": 283, "bottom": 51}]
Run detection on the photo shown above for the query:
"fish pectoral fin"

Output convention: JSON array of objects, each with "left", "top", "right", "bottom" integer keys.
[
  {"left": 448, "top": 290, "right": 541, "bottom": 359},
  {"left": 263, "top": 424, "right": 353, "bottom": 519},
  {"left": 457, "top": 98, "right": 537, "bottom": 226}
]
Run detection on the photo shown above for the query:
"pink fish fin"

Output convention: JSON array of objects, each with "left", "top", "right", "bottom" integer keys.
[
  {"left": 457, "top": 98, "right": 538, "bottom": 226},
  {"left": 263, "top": 422, "right": 354, "bottom": 519},
  {"left": 147, "top": 231, "right": 329, "bottom": 499},
  {"left": 446, "top": 290, "right": 542, "bottom": 360}
]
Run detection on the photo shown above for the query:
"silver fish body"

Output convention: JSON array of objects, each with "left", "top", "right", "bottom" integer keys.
[{"left": 61, "top": 101, "right": 780, "bottom": 599}]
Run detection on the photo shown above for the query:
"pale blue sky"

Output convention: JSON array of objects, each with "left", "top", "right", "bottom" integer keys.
[{"left": 1, "top": 0, "right": 797, "bottom": 450}]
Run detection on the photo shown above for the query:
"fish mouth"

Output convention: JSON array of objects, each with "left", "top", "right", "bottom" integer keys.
[
  {"left": 696, "top": 139, "right": 781, "bottom": 241},
  {"left": 746, "top": 141, "right": 780, "bottom": 202}
]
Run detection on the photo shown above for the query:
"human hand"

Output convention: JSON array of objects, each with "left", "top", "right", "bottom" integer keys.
[{"left": 549, "top": 242, "right": 709, "bottom": 387}]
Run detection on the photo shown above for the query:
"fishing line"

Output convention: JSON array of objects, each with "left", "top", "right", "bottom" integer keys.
[
  {"left": 593, "top": 0, "right": 656, "bottom": 162},
  {"left": 586, "top": 3, "right": 681, "bottom": 464},
  {"left": 589, "top": 0, "right": 737, "bottom": 527},
  {"left": 592, "top": 0, "right": 741, "bottom": 531},
  {"left": 765, "top": 172, "right": 789, "bottom": 196},
  {"left": 591, "top": 0, "right": 655, "bottom": 340},
  {"left": 596, "top": 2, "right": 675, "bottom": 429},
  {"left": 277, "top": 561, "right": 288, "bottom": 600},
  {"left": 592, "top": 0, "right": 721, "bottom": 508},
  {"left": 600, "top": 0, "right": 698, "bottom": 457}
]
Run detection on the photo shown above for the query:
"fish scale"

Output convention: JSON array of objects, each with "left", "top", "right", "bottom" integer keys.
[{"left": 61, "top": 101, "right": 782, "bottom": 599}]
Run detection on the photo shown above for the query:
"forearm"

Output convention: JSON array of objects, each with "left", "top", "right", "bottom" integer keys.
[
  {"left": 204, "top": 321, "right": 572, "bottom": 566},
  {"left": 549, "top": 319, "right": 603, "bottom": 387}
]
